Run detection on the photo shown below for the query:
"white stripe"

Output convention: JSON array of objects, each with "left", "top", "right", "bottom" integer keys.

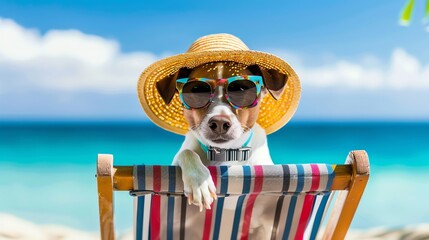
[
  {"left": 133, "top": 198, "right": 137, "bottom": 240},
  {"left": 185, "top": 204, "right": 205, "bottom": 239},
  {"left": 261, "top": 165, "right": 284, "bottom": 193},
  {"left": 145, "top": 166, "right": 153, "bottom": 192},
  {"left": 227, "top": 166, "right": 244, "bottom": 194},
  {"left": 318, "top": 164, "right": 329, "bottom": 191},
  {"left": 159, "top": 196, "right": 168, "bottom": 239},
  {"left": 288, "top": 165, "right": 298, "bottom": 192},
  {"left": 249, "top": 195, "right": 278, "bottom": 238},
  {"left": 218, "top": 196, "right": 239, "bottom": 239},
  {"left": 160, "top": 167, "right": 168, "bottom": 192},
  {"left": 142, "top": 196, "right": 151, "bottom": 240},
  {"left": 173, "top": 197, "right": 183, "bottom": 240},
  {"left": 302, "top": 164, "right": 313, "bottom": 192},
  {"left": 176, "top": 168, "right": 184, "bottom": 193}
]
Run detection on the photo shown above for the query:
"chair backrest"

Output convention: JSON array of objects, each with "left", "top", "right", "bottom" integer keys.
[
  {"left": 132, "top": 164, "right": 333, "bottom": 240},
  {"left": 96, "top": 150, "right": 370, "bottom": 240}
]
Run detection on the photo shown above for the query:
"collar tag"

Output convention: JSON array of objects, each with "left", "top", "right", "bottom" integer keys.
[
  {"left": 198, "top": 131, "right": 253, "bottom": 162},
  {"left": 207, "top": 147, "right": 251, "bottom": 161}
]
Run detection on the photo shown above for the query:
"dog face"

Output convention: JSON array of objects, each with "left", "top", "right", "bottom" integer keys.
[
  {"left": 156, "top": 61, "right": 288, "bottom": 148},
  {"left": 183, "top": 62, "right": 261, "bottom": 148}
]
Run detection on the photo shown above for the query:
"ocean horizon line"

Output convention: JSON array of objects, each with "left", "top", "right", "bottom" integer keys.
[{"left": 1, "top": 119, "right": 429, "bottom": 126}]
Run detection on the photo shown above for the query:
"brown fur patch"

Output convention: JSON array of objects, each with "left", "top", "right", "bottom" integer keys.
[{"left": 182, "top": 62, "right": 262, "bottom": 131}]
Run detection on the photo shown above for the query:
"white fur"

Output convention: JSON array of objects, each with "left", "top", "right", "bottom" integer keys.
[{"left": 172, "top": 103, "right": 274, "bottom": 211}]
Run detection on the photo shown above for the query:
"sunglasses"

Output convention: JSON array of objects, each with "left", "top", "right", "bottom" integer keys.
[{"left": 176, "top": 75, "right": 263, "bottom": 109}]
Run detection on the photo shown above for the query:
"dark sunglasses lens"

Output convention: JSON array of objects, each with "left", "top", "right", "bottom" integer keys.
[
  {"left": 227, "top": 80, "right": 257, "bottom": 107},
  {"left": 182, "top": 81, "right": 212, "bottom": 108}
]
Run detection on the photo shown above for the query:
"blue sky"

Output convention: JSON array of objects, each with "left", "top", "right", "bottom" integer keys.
[{"left": 0, "top": 0, "right": 428, "bottom": 121}]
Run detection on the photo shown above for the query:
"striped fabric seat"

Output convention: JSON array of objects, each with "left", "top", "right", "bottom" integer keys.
[{"left": 132, "top": 164, "right": 334, "bottom": 240}]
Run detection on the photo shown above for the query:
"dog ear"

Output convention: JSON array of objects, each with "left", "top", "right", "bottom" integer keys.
[
  {"left": 247, "top": 65, "right": 288, "bottom": 100},
  {"left": 156, "top": 68, "right": 192, "bottom": 105}
]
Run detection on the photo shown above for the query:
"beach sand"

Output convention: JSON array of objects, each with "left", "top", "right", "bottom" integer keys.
[{"left": 1, "top": 213, "right": 429, "bottom": 240}]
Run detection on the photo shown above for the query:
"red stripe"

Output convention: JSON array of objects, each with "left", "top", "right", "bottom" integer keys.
[
  {"left": 150, "top": 166, "right": 161, "bottom": 240},
  {"left": 295, "top": 165, "right": 320, "bottom": 239},
  {"left": 295, "top": 195, "right": 315, "bottom": 239},
  {"left": 310, "top": 164, "right": 320, "bottom": 191},
  {"left": 240, "top": 166, "right": 264, "bottom": 240},
  {"left": 202, "top": 166, "right": 218, "bottom": 240}
]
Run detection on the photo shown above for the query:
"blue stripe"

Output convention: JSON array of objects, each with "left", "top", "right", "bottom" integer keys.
[
  {"left": 309, "top": 193, "right": 331, "bottom": 240},
  {"left": 325, "top": 165, "right": 334, "bottom": 191},
  {"left": 212, "top": 166, "right": 228, "bottom": 240},
  {"left": 282, "top": 195, "right": 297, "bottom": 240},
  {"left": 137, "top": 165, "right": 146, "bottom": 190},
  {"left": 212, "top": 198, "right": 225, "bottom": 240},
  {"left": 167, "top": 166, "right": 176, "bottom": 240},
  {"left": 242, "top": 165, "right": 251, "bottom": 194},
  {"left": 242, "top": 131, "right": 253, "bottom": 147},
  {"left": 136, "top": 165, "right": 145, "bottom": 240},
  {"left": 296, "top": 165, "right": 304, "bottom": 192},
  {"left": 219, "top": 165, "right": 229, "bottom": 194},
  {"left": 136, "top": 197, "right": 144, "bottom": 240},
  {"left": 230, "top": 195, "right": 246, "bottom": 239}
]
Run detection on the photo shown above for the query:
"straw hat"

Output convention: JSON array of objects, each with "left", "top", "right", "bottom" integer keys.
[{"left": 137, "top": 33, "right": 301, "bottom": 135}]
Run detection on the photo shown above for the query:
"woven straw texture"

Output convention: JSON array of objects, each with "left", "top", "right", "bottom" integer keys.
[{"left": 137, "top": 34, "right": 301, "bottom": 135}]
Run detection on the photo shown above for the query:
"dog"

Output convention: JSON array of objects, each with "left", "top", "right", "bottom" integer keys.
[{"left": 155, "top": 61, "right": 288, "bottom": 211}]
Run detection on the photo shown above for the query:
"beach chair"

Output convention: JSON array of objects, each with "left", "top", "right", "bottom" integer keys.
[{"left": 96, "top": 150, "right": 369, "bottom": 240}]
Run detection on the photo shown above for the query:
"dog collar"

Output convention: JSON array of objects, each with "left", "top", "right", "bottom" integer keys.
[{"left": 198, "top": 131, "right": 253, "bottom": 162}]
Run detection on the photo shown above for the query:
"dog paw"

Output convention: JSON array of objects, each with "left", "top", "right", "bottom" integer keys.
[{"left": 178, "top": 150, "right": 217, "bottom": 211}]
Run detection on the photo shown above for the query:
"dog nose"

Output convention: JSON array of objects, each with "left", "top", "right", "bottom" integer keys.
[{"left": 208, "top": 116, "right": 231, "bottom": 134}]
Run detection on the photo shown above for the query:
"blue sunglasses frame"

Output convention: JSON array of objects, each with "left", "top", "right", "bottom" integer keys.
[{"left": 176, "top": 75, "right": 263, "bottom": 109}]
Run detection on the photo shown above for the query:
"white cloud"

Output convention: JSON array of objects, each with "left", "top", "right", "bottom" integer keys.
[
  {"left": 0, "top": 17, "right": 428, "bottom": 97},
  {"left": 0, "top": 18, "right": 159, "bottom": 93},
  {"left": 389, "top": 49, "right": 429, "bottom": 89},
  {"left": 298, "top": 61, "right": 384, "bottom": 89},
  {"left": 272, "top": 49, "right": 429, "bottom": 90}
]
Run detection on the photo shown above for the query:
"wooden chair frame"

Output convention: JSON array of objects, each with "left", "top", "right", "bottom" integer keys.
[{"left": 96, "top": 150, "right": 369, "bottom": 240}]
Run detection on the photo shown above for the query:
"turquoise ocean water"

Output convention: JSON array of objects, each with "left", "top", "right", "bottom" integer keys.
[{"left": 1, "top": 122, "right": 428, "bottom": 232}]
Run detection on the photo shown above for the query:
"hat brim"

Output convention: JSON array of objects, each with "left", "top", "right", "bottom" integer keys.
[{"left": 137, "top": 50, "right": 301, "bottom": 135}]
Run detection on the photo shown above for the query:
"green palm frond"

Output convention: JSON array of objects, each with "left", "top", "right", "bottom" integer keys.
[
  {"left": 425, "top": 0, "right": 429, "bottom": 20},
  {"left": 400, "top": 0, "right": 415, "bottom": 25}
]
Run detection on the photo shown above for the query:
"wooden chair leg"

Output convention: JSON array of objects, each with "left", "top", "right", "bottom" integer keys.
[
  {"left": 322, "top": 150, "right": 370, "bottom": 240},
  {"left": 97, "top": 154, "right": 115, "bottom": 240}
]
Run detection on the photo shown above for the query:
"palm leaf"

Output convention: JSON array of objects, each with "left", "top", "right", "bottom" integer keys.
[
  {"left": 425, "top": 0, "right": 429, "bottom": 19},
  {"left": 400, "top": 0, "right": 415, "bottom": 26}
]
